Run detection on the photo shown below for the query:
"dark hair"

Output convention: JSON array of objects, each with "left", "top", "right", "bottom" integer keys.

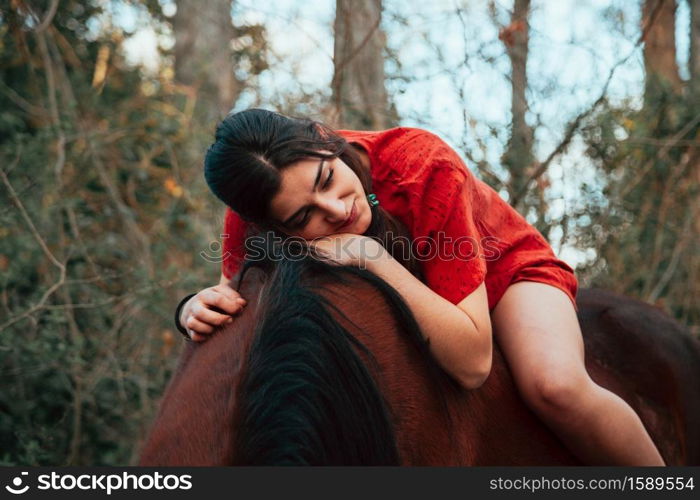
[
  {"left": 233, "top": 255, "right": 400, "bottom": 465},
  {"left": 233, "top": 242, "right": 457, "bottom": 464},
  {"left": 204, "top": 108, "right": 422, "bottom": 278}
]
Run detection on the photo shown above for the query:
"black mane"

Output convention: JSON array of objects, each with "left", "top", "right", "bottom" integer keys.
[{"left": 232, "top": 240, "right": 453, "bottom": 465}]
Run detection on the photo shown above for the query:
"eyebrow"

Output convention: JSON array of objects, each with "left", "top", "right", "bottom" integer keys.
[{"left": 282, "top": 159, "right": 326, "bottom": 227}]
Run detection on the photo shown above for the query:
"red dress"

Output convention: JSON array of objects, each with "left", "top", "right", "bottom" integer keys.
[{"left": 221, "top": 127, "right": 578, "bottom": 311}]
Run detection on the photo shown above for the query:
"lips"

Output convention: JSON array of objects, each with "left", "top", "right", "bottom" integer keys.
[{"left": 338, "top": 201, "right": 357, "bottom": 230}]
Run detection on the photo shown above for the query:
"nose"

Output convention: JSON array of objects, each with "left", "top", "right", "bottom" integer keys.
[{"left": 317, "top": 195, "right": 346, "bottom": 223}]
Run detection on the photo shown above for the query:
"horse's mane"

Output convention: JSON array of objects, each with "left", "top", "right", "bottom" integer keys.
[{"left": 231, "top": 242, "right": 454, "bottom": 465}]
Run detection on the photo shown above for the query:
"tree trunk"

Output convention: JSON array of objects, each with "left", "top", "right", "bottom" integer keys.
[
  {"left": 174, "top": 0, "right": 240, "bottom": 126},
  {"left": 642, "top": 0, "right": 682, "bottom": 104},
  {"left": 501, "top": 0, "right": 533, "bottom": 212},
  {"left": 690, "top": 0, "right": 700, "bottom": 101},
  {"left": 331, "top": 0, "right": 395, "bottom": 129}
]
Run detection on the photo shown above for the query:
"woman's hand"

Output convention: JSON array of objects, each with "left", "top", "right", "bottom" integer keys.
[
  {"left": 309, "top": 233, "right": 386, "bottom": 268},
  {"left": 179, "top": 284, "right": 247, "bottom": 342}
]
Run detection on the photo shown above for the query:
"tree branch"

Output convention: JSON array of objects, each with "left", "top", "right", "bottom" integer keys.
[{"left": 510, "top": 0, "right": 668, "bottom": 207}]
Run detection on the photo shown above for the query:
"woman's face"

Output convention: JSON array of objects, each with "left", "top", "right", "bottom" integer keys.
[{"left": 268, "top": 155, "right": 372, "bottom": 240}]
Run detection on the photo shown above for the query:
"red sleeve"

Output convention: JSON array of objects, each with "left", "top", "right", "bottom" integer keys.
[
  {"left": 222, "top": 207, "right": 249, "bottom": 279},
  {"left": 411, "top": 154, "right": 487, "bottom": 306}
]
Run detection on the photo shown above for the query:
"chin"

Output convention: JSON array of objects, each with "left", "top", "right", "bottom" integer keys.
[{"left": 358, "top": 211, "right": 372, "bottom": 235}]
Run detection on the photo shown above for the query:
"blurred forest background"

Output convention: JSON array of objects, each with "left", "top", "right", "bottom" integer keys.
[{"left": 0, "top": 0, "right": 698, "bottom": 465}]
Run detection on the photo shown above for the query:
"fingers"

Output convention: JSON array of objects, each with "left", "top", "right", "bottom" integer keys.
[
  {"left": 184, "top": 285, "right": 249, "bottom": 342},
  {"left": 191, "top": 302, "right": 237, "bottom": 326},
  {"left": 214, "top": 284, "right": 244, "bottom": 301},
  {"left": 189, "top": 331, "right": 208, "bottom": 343},
  {"left": 200, "top": 288, "right": 247, "bottom": 315},
  {"left": 217, "top": 286, "right": 248, "bottom": 308},
  {"left": 185, "top": 316, "right": 214, "bottom": 342},
  {"left": 308, "top": 241, "right": 332, "bottom": 260}
]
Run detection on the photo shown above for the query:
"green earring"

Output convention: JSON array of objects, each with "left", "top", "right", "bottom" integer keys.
[{"left": 367, "top": 193, "right": 379, "bottom": 207}]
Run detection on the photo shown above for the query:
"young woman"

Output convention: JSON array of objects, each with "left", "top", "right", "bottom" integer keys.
[{"left": 175, "top": 108, "right": 665, "bottom": 465}]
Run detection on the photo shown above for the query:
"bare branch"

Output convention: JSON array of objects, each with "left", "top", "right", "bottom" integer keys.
[
  {"left": 0, "top": 146, "right": 63, "bottom": 271},
  {"left": 30, "top": 0, "right": 60, "bottom": 34},
  {"left": 618, "top": 113, "right": 700, "bottom": 199},
  {"left": 647, "top": 201, "right": 699, "bottom": 302},
  {"left": 510, "top": 0, "right": 668, "bottom": 207}
]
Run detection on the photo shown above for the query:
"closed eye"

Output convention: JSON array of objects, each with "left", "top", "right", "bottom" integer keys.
[
  {"left": 323, "top": 168, "right": 334, "bottom": 188},
  {"left": 295, "top": 168, "right": 334, "bottom": 228}
]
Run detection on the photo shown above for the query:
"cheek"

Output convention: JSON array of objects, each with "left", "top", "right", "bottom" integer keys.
[
  {"left": 295, "top": 221, "right": 325, "bottom": 241},
  {"left": 305, "top": 216, "right": 339, "bottom": 239},
  {"left": 297, "top": 229, "right": 316, "bottom": 240}
]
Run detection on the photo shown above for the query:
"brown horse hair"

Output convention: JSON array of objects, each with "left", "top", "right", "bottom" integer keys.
[{"left": 231, "top": 238, "right": 456, "bottom": 465}]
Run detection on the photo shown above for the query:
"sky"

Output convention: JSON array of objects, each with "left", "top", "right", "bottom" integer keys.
[{"left": 111, "top": 0, "right": 692, "bottom": 269}]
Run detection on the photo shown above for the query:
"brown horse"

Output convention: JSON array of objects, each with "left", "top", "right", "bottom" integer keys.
[{"left": 140, "top": 248, "right": 700, "bottom": 465}]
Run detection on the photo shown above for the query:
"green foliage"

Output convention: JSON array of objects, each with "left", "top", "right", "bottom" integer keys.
[
  {"left": 578, "top": 87, "right": 700, "bottom": 332},
  {"left": 0, "top": 1, "right": 224, "bottom": 465}
]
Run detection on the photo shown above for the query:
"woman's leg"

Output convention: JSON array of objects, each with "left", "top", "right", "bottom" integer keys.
[{"left": 491, "top": 281, "right": 665, "bottom": 465}]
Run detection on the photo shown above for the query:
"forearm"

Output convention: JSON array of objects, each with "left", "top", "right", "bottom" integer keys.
[{"left": 364, "top": 252, "right": 492, "bottom": 388}]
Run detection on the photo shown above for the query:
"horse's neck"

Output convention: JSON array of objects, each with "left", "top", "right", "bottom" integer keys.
[{"left": 321, "top": 278, "right": 579, "bottom": 465}]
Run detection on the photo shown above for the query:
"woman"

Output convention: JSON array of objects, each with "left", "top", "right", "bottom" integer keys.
[{"left": 175, "top": 108, "right": 664, "bottom": 465}]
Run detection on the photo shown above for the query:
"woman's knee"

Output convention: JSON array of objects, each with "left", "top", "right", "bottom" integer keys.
[{"left": 522, "top": 367, "right": 595, "bottom": 417}]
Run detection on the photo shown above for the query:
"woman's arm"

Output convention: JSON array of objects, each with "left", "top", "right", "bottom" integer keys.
[
  {"left": 311, "top": 234, "right": 492, "bottom": 389},
  {"left": 366, "top": 247, "right": 492, "bottom": 389}
]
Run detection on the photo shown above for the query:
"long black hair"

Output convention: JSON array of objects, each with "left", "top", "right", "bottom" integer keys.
[{"left": 204, "top": 108, "right": 422, "bottom": 278}]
